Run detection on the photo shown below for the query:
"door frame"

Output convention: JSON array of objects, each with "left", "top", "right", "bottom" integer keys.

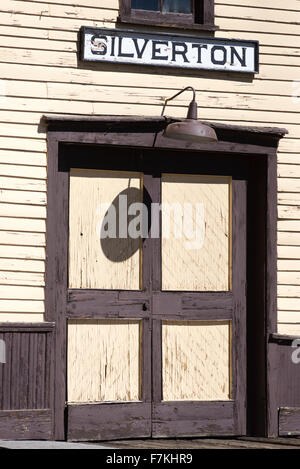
[{"left": 44, "top": 115, "right": 286, "bottom": 440}]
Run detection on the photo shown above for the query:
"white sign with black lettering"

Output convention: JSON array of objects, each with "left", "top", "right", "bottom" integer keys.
[{"left": 81, "top": 27, "right": 259, "bottom": 74}]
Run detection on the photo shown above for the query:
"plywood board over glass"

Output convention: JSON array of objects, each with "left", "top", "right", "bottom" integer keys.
[
  {"left": 68, "top": 319, "right": 142, "bottom": 403},
  {"left": 69, "top": 169, "right": 142, "bottom": 290},
  {"left": 162, "top": 320, "right": 232, "bottom": 401},
  {"left": 161, "top": 174, "right": 231, "bottom": 291}
]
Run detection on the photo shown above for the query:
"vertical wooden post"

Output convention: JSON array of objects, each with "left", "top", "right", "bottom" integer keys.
[
  {"left": 119, "top": 0, "right": 131, "bottom": 17},
  {"left": 45, "top": 135, "right": 69, "bottom": 440},
  {"left": 232, "top": 179, "right": 247, "bottom": 435},
  {"left": 203, "top": 0, "right": 215, "bottom": 25},
  {"left": 266, "top": 151, "right": 279, "bottom": 437}
]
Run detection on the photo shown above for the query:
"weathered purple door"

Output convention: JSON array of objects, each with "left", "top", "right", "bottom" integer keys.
[{"left": 66, "top": 149, "right": 247, "bottom": 440}]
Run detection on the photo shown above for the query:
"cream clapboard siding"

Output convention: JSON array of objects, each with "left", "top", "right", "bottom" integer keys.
[{"left": 0, "top": 0, "right": 299, "bottom": 331}]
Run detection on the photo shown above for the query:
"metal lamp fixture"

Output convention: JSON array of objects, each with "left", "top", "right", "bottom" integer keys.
[{"left": 162, "top": 86, "right": 218, "bottom": 143}]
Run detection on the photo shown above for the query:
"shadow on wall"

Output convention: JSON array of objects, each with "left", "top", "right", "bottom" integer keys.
[
  {"left": 100, "top": 186, "right": 152, "bottom": 262},
  {"left": 77, "top": 53, "right": 255, "bottom": 84}
]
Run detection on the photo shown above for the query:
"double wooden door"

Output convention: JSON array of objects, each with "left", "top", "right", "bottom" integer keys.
[{"left": 65, "top": 148, "right": 247, "bottom": 441}]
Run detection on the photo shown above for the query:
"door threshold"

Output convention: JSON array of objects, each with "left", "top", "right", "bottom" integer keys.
[{"left": 83, "top": 437, "right": 300, "bottom": 449}]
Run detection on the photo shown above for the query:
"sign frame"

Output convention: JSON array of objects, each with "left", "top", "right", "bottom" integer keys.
[{"left": 80, "top": 26, "right": 259, "bottom": 74}]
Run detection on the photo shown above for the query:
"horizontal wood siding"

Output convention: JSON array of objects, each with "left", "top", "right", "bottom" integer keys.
[{"left": 0, "top": 0, "right": 299, "bottom": 330}]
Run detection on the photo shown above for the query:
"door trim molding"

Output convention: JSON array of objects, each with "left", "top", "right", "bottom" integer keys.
[{"left": 44, "top": 115, "right": 286, "bottom": 440}]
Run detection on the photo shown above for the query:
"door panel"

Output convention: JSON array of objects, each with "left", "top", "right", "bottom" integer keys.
[
  {"left": 67, "top": 317, "right": 152, "bottom": 441},
  {"left": 151, "top": 177, "right": 246, "bottom": 438},
  {"left": 152, "top": 401, "right": 235, "bottom": 438},
  {"left": 67, "top": 167, "right": 151, "bottom": 440},
  {"left": 68, "top": 402, "right": 152, "bottom": 441}
]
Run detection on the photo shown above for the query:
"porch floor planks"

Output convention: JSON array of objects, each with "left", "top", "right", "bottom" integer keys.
[{"left": 95, "top": 437, "right": 300, "bottom": 449}]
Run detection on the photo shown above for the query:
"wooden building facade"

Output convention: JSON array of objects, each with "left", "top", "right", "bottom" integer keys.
[{"left": 0, "top": 0, "right": 300, "bottom": 440}]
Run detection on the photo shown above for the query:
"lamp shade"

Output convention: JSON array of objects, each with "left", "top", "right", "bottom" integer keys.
[{"left": 163, "top": 120, "right": 218, "bottom": 143}]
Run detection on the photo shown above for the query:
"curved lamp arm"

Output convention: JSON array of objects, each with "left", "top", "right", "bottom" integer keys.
[
  {"left": 153, "top": 85, "right": 217, "bottom": 146},
  {"left": 160, "top": 86, "right": 196, "bottom": 117},
  {"left": 152, "top": 86, "right": 198, "bottom": 147}
]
